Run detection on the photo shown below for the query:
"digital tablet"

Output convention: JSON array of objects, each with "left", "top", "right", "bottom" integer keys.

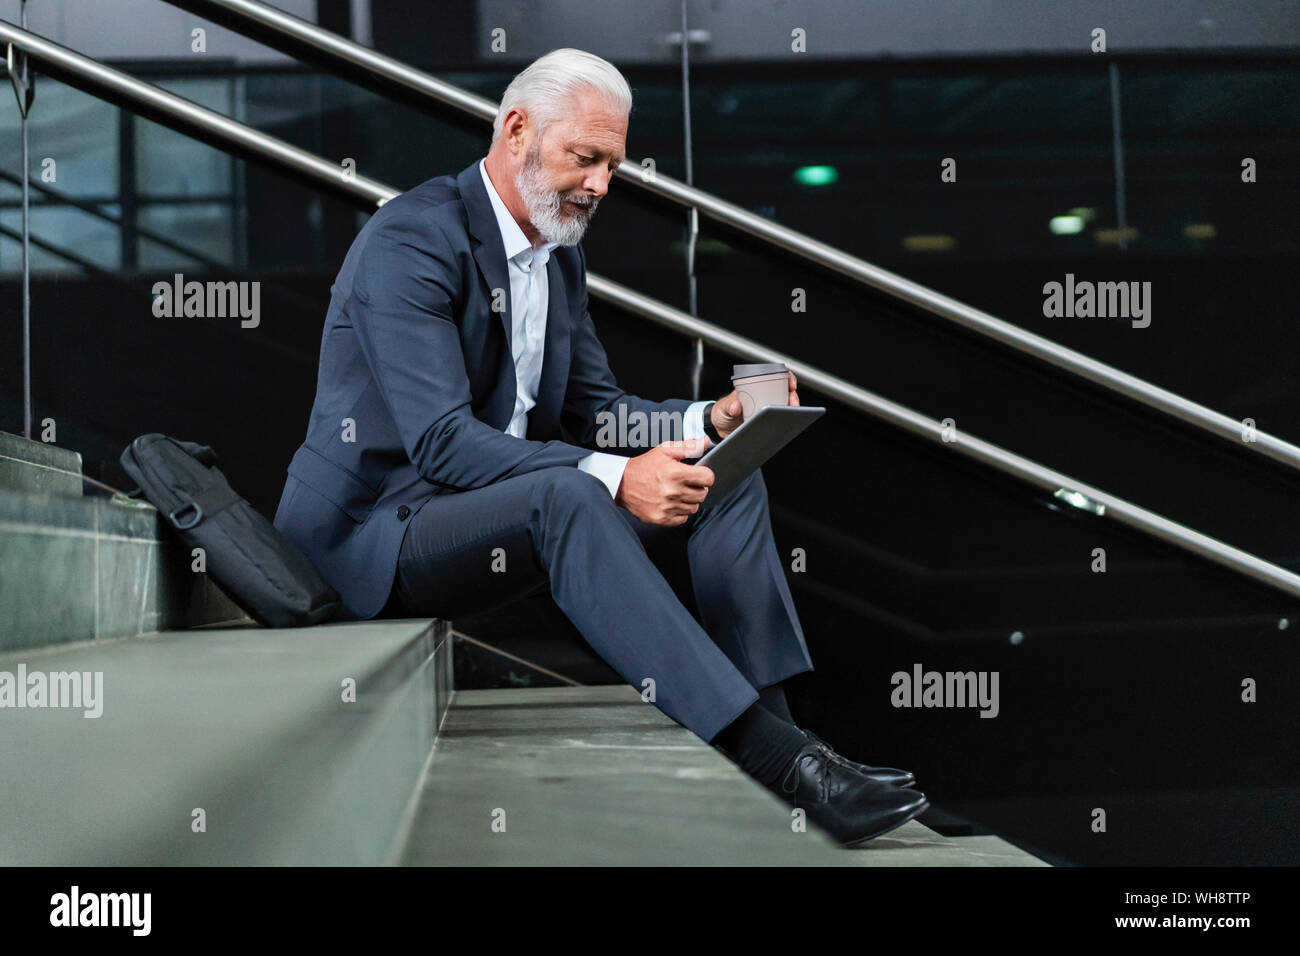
[{"left": 693, "top": 405, "right": 825, "bottom": 501}]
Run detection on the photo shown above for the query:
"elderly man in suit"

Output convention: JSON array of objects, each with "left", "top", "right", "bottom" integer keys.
[{"left": 274, "top": 47, "right": 927, "bottom": 846}]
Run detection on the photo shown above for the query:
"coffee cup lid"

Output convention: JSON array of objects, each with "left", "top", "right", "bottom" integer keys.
[{"left": 732, "top": 362, "right": 788, "bottom": 379}]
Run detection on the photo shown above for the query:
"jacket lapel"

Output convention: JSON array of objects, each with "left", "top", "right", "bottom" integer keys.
[
  {"left": 526, "top": 255, "right": 572, "bottom": 442},
  {"left": 457, "top": 160, "right": 517, "bottom": 430},
  {"left": 456, "top": 159, "right": 573, "bottom": 441}
]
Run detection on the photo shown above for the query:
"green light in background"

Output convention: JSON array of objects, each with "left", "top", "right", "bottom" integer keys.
[
  {"left": 1049, "top": 215, "right": 1086, "bottom": 235},
  {"left": 793, "top": 165, "right": 838, "bottom": 186}
]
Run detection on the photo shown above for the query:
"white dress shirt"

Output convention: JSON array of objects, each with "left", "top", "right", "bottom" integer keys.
[{"left": 478, "top": 159, "right": 711, "bottom": 498}]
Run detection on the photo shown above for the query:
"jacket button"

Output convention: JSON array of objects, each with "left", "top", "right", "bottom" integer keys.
[{"left": 396, "top": 505, "right": 411, "bottom": 520}]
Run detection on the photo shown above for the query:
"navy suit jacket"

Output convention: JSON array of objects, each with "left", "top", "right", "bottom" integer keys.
[{"left": 273, "top": 158, "right": 694, "bottom": 621}]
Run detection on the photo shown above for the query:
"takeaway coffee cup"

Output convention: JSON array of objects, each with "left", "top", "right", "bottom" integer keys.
[{"left": 731, "top": 362, "right": 789, "bottom": 419}]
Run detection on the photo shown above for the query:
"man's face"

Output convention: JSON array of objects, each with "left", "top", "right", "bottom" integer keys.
[{"left": 514, "top": 87, "right": 627, "bottom": 247}]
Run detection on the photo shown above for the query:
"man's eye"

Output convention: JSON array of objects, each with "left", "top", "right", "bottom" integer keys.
[{"left": 576, "top": 155, "right": 595, "bottom": 165}]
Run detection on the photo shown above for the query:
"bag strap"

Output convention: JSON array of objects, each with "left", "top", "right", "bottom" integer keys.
[{"left": 166, "top": 481, "right": 242, "bottom": 531}]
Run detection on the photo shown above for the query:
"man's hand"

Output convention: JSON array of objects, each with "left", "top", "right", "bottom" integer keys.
[
  {"left": 615, "top": 437, "right": 714, "bottom": 527},
  {"left": 711, "top": 370, "right": 800, "bottom": 439}
]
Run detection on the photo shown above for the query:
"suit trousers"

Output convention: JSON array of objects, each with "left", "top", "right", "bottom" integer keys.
[{"left": 388, "top": 464, "right": 814, "bottom": 743}]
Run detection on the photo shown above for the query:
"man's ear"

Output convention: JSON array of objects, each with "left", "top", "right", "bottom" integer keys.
[{"left": 503, "top": 107, "right": 530, "bottom": 156}]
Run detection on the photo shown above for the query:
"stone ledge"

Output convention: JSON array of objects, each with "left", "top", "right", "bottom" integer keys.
[
  {"left": 0, "top": 432, "right": 83, "bottom": 498},
  {"left": 0, "top": 617, "right": 452, "bottom": 865},
  {"left": 0, "top": 488, "right": 250, "bottom": 651},
  {"left": 401, "top": 684, "right": 1047, "bottom": 866}
]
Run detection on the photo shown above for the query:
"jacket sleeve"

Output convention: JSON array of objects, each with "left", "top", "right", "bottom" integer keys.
[
  {"left": 559, "top": 244, "right": 694, "bottom": 451},
  {"left": 348, "top": 207, "right": 596, "bottom": 490}
]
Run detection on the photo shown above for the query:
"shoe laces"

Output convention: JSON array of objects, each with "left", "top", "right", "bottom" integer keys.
[
  {"left": 804, "top": 729, "right": 868, "bottom": 773},
  {"left": 802, "top": 730, "right": 849, "bottom": 769},
  {"left": 780, "top": 749, "right": 837, "bottom": 804}
]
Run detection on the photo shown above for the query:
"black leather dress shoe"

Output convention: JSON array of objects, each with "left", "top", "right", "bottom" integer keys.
[
  {"left": 767, "top": 742, "right": 929, "bottom": 847},
  {"left": 802, "top": 729, "right": 917, "bottom": 789}
]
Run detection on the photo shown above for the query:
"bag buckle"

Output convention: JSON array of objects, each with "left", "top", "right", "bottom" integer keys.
[{"left": 168, "top": 500, "right": 203, "bottom": 530}]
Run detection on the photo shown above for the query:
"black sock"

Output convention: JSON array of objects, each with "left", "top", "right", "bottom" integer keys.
[
  {"left": 712, "top": 701, "right": 808, "bottom": 788},
  {"left": 758, "top": 682, "right": 794, "bottom": 723}
]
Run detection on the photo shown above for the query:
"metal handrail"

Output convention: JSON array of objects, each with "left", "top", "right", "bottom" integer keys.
[
  {"left": 0, "top": 21, "right": 391, "bottom": 209},
  {"left": 158, "top": 0, "right": 1300, "bottom": 475},
  {"left": 4, "top": 18, "right": 1300, "bottom": 601}
]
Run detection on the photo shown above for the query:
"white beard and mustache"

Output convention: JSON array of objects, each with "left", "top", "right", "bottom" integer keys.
[{"left": 514, "top": 143, "right": 600, "bottom": 247}]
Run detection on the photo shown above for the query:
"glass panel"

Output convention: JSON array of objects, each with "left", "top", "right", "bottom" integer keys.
[
  {"left": 0, "top": 82, "right": 119, "bottom": 197},
  {"left": 1121, "top": 63, "right": 1300, "bottom": 254},
  {"left": 134, "top": 78, "right": 234, "bottom": 198},
  {"left": 0, "top": 204, "right": 122, "bottom": 271},
  {"left": 137, "top": 202, "right": 234, "bottom": 269}
]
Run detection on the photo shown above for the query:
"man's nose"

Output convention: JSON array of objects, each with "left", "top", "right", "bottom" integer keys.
[{"left": 583, "top": 168, "right": 613, "bottom": 199}]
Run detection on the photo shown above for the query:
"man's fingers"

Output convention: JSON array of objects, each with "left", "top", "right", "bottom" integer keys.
[
  {"left": 653, "top": 504, "right": 694, "bottom": 525},
  {"left": 676, "top": 464, "right": 714, "bottom": 488},
  {"left": 668, "top": 484, "right": 709, "bottom": 504},
  {"left": 662, "top": 503, "right": 700, "bottom": 521},
  {"left": 658, "top": 437, "right": 709, "bottom": 459}
]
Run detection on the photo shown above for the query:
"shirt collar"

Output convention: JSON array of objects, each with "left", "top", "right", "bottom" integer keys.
[{"left": 479, "top": 158, "right": 558, "bottom": 267}]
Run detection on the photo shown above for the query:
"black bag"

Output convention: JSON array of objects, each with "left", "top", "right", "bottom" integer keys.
[{"left": 120, "top": 433, "right": 340, "bottom": 627}]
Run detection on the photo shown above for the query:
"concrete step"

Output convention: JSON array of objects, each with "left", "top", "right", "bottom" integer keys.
[
  {"left": 0, "top": 487, "right": 249, "bottom": 651},
  {"left": 399, "top": 684, "right": 1048, "bottom": 866},
  {"left": 0, "top": 617, "right": 452, "bottom": 865},
  {"left": 0, "top": 431, "right": 83, "bottom": 497}
]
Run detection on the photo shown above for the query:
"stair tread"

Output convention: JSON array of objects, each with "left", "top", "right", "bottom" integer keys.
[
  {"left": 0, "top": 431, "right": 83, "bottom": 497},
  {"left": 0, "top": 618, "right": 450, "bottom": 865},
  {"left": 401, "top": 685, "right": 1047, "bottom": 866}
]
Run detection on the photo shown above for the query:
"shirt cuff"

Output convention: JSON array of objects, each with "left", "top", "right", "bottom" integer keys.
[
  {"left": 684, "top": 400, "right": 714, "bottom": 447},
  {"left": 577, "top": 451, "right": 631, "bottom": 499}
]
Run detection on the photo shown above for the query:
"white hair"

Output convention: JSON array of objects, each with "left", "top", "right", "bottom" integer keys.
[{"left": 491, "top": 48, "right": 632, "bottom": 148}]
